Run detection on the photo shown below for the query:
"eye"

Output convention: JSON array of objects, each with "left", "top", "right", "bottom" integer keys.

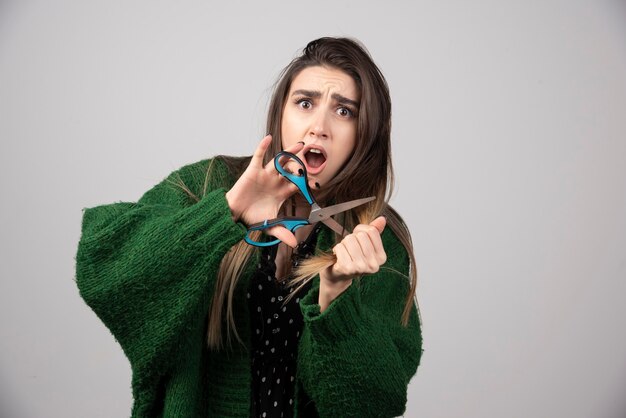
[
  {"left": 296, "top": 99, "right": 312, "bottom": 110},
  {"left": 336, "top": 106, "right": 355, "bottom": 118}
]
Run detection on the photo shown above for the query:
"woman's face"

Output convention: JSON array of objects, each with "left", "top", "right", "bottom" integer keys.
[{"left": 281, "top": 65, "right": 359, "bottom": 189}]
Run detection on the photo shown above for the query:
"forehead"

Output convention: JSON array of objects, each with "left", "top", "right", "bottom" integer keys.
[{"left": 289, "top": 66, "right": 360, "bottom": 100}]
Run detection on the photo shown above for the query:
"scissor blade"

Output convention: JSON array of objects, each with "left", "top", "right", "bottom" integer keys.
[
  {"left": 322, "top": 216, "right": 348, "bottom": 236},
  {"left": 309, "top": 196, "right": 376, "bottom": 222}
]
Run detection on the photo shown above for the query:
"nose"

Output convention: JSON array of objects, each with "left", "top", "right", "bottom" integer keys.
[{"left": 308, "top": 109, "right": 329, "bottom": 139}]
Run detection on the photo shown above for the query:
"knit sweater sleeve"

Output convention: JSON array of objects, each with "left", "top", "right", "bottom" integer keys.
[
  {"left": 296, "top": 228, "right": 423, "bottom": 418},
  {"left": 75, "top": 159, "right": 245, "bottom": 394}
]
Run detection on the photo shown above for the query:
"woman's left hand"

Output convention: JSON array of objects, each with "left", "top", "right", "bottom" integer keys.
[{"left": 318, "top": 216, "right": 387, "bottom": 311}]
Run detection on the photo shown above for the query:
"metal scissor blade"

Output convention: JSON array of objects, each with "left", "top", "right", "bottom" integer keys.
[
  {"left": 321, "top": 216, "right": 348, "bottom": 237},
  {"left": 309, "top": 196, "right": 376, "bottom": 222}
]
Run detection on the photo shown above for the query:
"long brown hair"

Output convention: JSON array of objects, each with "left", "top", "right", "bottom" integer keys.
[{"left": 182, "top": 37, "right": 419, "bottom": 350}]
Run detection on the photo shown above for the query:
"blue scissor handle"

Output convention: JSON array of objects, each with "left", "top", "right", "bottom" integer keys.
[
  {"left": 274, "top": 151, "right": 315, "bottom": 205},
  {"left": 244, "top": 217, "right": 310, "bottom": 247}
]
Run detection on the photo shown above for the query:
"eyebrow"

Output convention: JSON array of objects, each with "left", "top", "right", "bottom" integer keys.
[{"left": 291, "top": 89, "right": 360, "bottom": 108}]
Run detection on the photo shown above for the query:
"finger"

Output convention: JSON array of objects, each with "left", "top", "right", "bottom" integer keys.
[
  {"left": 355, "top": 231, "right": 384, "bottom": 271},
  {"left": 275, "top": 144, "right": 305, "bottom": 173},
  {"left": 281, "top": 159, "right": 304, "bottom": 176},
  {"left": 332, "top": 243, "right": 353, "bottom": 279},
  {"left": 353, "top": 216, "right": 385, "bottom": 235},
  {"left": 266, "top": 225, "right": 298, "bottom": 248},
  {"left": 273, "top": 156, "right": 305, "bottom": 198},
  {"left": 369, "top": 216, "right": 386, "bottom": 234},
  {"left": 370, "top": 231, "right": 386, "bottom": 264},
  {"left": 333, "top": 242, "right": 353, "bottom": 262},
  {"left": 340, "top": 234, "right": 369, "bottom": 273},
  {"left": 353, "top": 222, "right": 383, "bottom": 241},
  {"left": 344, "top": 232, "right": 370, "bottom": 274},
  {"left": 273, "top": 172, "right": 301, "bottom": 201},
  {"left": 284, "top": 140, "right": 306, "bottom": 154},
  {"left": 355, "top": 231, "right": 376, "bottom": 260},
  {"left": 354, "top": 221, "right": 386, "bottom": 264},
  {"left": 340, "top": 234, "right": 360, "bottom": 256},
  {"left": 250, "top": 135, "right": 272, "bottom": 169}
]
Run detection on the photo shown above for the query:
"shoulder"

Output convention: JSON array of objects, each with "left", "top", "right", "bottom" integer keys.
[
  {"left": 169, "top": 155, "right": 252, "bottom": 195},
  {"left": 381, "top": 225, "right": 410, "bottom": 272},
  {"left": 138, "top": 155, "right": 251, "bottom": 206}
]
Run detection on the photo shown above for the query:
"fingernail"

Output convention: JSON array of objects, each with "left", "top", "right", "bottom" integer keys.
[{"left": 298, "top": 141, "right": 305, "bottom": 145}]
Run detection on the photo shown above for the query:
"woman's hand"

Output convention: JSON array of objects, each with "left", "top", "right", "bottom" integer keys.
[
  {"left": 318, "top": 216, "right": 387, "bottom": 312},
  {"left": 225, "top": 135, "right": 304, "bottom": 247}
]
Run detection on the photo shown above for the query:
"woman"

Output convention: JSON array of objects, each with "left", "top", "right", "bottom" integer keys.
[{"left": 76, "top": 37, "right": 423, "bottom": 418}]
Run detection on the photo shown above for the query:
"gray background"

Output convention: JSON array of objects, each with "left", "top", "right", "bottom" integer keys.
[{"left": 1, "top": 1, "right": 625, "bottom": 417}]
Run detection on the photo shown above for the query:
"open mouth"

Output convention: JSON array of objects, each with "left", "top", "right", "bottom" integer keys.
[{"left": 303, "top": 146, "right": 327, "bottom": 174}]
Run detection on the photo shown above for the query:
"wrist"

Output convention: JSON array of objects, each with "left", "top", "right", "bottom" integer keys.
[
  {"left": 224, "top": 189, "right": 241, "bottom": 222},
  {"left": 319, "top": 269, "right": 353, "bottom": 312}
]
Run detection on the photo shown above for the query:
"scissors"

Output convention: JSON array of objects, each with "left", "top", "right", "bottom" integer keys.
[{"left": 244, "top": 151, "right": 375, "bottom": 247}]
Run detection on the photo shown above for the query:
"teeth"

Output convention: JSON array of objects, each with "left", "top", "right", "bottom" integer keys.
[{"left": 309, "top": 149, "right": 322, "bottom": 154}]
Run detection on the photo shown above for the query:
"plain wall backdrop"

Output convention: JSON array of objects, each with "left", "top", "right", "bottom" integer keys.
[{"left": 1, "top": 1, "right": 625, "bottom": 417}]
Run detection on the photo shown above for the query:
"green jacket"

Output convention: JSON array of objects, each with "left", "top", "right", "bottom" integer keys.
[{"left": 76, "top": 157, "right": 423, "bottom": 417}]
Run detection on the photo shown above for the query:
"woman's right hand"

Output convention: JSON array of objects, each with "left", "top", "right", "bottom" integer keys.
[{"left": 225, "top": 135, "right": 304, "bottom": 247}]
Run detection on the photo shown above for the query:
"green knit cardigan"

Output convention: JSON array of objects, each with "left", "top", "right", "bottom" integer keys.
[{"left": 75, "top": 157, "right": 423, "bottom": 418}]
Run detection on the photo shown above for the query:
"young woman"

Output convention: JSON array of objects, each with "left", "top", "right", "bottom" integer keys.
[{"left": 76, "top": 37, "right": 423, "bottom": 418}]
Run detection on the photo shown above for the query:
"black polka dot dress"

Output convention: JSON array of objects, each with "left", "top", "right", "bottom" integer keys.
[{"left": 247, "top": 226, "right": 320, "bottom": 418}]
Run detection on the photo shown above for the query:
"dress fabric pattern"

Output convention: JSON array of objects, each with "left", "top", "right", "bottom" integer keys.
[{"left": 248, "top": 226, "right": 320, "bottom": 418}]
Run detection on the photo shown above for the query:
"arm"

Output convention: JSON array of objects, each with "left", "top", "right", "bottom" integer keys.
[
  {"left": 75, "top": 159, "right": 246, "bottom": 383},
  {"left": 296, "top": 228, "right": 423, "bottom": 418},
  {"left": 77, "top": 134, "right": 309, "bottom": 394}
]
